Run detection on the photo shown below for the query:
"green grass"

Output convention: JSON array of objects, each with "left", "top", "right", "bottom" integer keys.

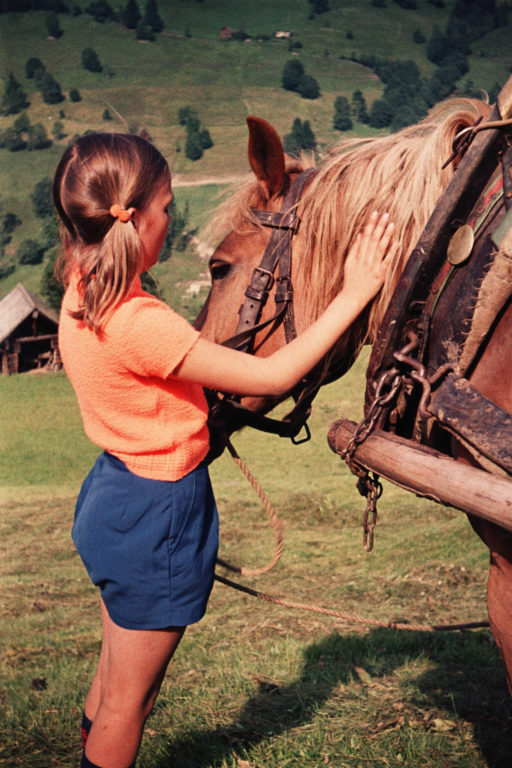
[
  {"left": 2, "top": 350, "right": 512, "bottom": 767},
  {"left": 1, "top": 0, "right": 511, "bottom": 287}
]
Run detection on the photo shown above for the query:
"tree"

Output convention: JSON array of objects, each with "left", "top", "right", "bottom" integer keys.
[
  {"left": 0, "top": 200, "right": 21, "bottom": 247},
  {"left": 40, "top": 250, "right": 64, "bottom": 312},
  {"left": 308, "top": 0, "right": 330, "bottom": 13},
  {"left": 2, "top": 73, "right": 29, "bottom": 115},
  {"left": 121, "top": 0, "right": 140, "bottom": 28},
  {"left": 178, "top": 107, "right": 214, "bottom": 159},
  {"left": 39, "top": 71, "right": 65, "bottom": 104},
  {"left": 0, "top": 126, "right": 26, "bottom": 151},
  {"left": 185, "top": 131, "right": 203, "bottom": 161},
  {"left": 178, "top": 106, "right": 197, "bottom": 125},
  {"left": 69, "top": 88, "right": 82, "bottom": 102},
  {"left": 136, "top": 20, "right": 155, "bottom": 40},
  {"left": 143, "top": 0, "right": 164, "bottom": 33},
  {"left": 369, "top": 98, "right": 392, "bottom": 128},
  {"left": 86, "top": 0, "right": 115, "bottom": 23},
  {"left": 333, "top": 95, "right": 353, "bottom": 131},
  {"left": 52, "top": 120, "right": 65, "bottom": 139},
  {"left": 442, "top": 50, "right": 469, "bottom": 78},
  {"left": 283, "top": 118, "right": 316, "bottom": 155},
  {"left": 185, "top": 114, "right": 200, "bottom": 134},
  {"left": 31, "top": 178, "right": 53, "bottom": 219},
  {"left": 28, "top": 122, "right": 52, "bottom": 149},
  {"left": 25, "top": 57, "right": 45, "bottom": 79},
  {"left": 17, "top": 238, "right": 45, "bottom": 265},
  {"left": 199, "top": 128, "right": 213, "bottom": 149},
  {"left": 34, "top": 66, "right": 47, "bottom": 89},
  {"left": 45, "top": 11, "right": 62, "bottom": 38},
  {"left": 159, "top": 198, "right": 189, "bottom": 261},
  {"left": 82, "top": 47, "right": 103, "bottom": 72},
  {"left": 351, "top": 90, "right": 369, "bottom": 123},
  {"left": 301, "top": 120, "right": 316, "bottom": 149},
  {"left": 282, "top": 59, "right": 304, "bottom": 91},
  {"left": 13, "top": 112, "right": 30, "bottom": 135},
  {"left": 488, "top": 81, "right": 501, "bottom": 103},
  {"left": 391, "top": 104, "right": 419, "bottom": 131},
  {"left": 427, "top": 25, "right": 447, "bottom": 64},
  {"left": 297, "top": 73, "right": 320, "bottom": 99}
]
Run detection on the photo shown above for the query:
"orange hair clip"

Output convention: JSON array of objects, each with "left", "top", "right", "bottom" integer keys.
[{"left": 109, "top": 204, "right": 132, "bottom": 222}]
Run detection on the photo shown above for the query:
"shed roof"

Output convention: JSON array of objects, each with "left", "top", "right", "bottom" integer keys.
[{"left": 0, "top": 283, "right": 59, "bottom": 344}]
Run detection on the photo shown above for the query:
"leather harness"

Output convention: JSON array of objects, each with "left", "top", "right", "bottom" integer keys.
[{"left": 364, "top": 95, "right": 512, "bottom": 477}]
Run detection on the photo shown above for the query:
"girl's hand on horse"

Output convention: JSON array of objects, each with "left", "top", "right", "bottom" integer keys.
[{"left": 343, "top": 211, "right": 396, "bottom": 305}]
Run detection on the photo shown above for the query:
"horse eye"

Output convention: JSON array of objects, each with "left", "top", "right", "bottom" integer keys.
[{"left": 210, "top": 261, "right": 231, "bottom": 281}]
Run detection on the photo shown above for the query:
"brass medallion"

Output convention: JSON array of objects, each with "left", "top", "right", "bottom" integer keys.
[{"left": 447, "top": 224, "right": 474, "bottom": 266}]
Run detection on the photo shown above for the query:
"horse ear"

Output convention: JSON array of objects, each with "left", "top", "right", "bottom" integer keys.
[{"left": 247, "top": 116, "right": 286, "bottom": 200}]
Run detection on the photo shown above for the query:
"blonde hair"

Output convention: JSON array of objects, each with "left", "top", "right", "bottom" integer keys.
[{"left": 53, "top": 132, "right": 170, "bottom": 332}]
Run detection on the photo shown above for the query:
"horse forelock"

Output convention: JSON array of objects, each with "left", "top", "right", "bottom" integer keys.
[{"left": 203, "top": 159, "right": 308, "bottom": 247}]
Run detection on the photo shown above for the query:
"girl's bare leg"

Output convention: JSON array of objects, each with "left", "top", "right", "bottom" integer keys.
[{"left": 84, "top": 599, "right": 185, "bottom": 768}]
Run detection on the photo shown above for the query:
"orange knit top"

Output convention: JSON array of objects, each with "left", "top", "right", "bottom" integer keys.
[{"left": 58, "top": 271, "right": 210, "bottom": 481}]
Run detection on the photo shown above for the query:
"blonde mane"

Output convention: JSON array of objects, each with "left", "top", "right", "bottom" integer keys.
[{"left": 205, "top": 99, "right": 491, "bottom": 366}]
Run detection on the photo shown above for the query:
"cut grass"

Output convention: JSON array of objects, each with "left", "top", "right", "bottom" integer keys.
[{"left": 2, "top": 350, "right": 512, "bottom": 767}]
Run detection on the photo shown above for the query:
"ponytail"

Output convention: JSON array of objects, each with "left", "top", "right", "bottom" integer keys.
[{"left": 53, "top": 133, "right": 170, "bottom": 332}]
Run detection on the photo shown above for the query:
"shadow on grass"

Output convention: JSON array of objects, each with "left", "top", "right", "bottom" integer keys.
[{"left": 155, "top": 629, "right": 512, "bottom": 768}]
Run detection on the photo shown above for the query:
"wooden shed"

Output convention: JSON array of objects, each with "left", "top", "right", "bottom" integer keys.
[
  {"left": 0, "top": 283, "right": 60, "bottom": 375},
  {"left": 218, "top": 26, "right": 233, "bottom": 39}
]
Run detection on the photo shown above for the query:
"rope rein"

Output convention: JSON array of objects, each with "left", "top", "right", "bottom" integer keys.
[
  {"left": 214, "top": 442, "right": 490, "bottom": 633},
  {"left": 214, "top": 439, "right": 284, "bottom": 577},
  {"left": 214, "top": 573, "right": 489, "bottom": 633}
]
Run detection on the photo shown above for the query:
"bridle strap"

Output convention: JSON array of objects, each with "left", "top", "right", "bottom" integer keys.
[
  {"left": 229, "top": 167, "right": 317, "bottom": 353},
  {"left": 205, "top": 168, "right": 322, "bottom": 460}
]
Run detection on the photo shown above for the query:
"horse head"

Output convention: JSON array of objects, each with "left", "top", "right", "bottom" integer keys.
[{"left": 196, "top": 101, "right": 490, "bottom": 416}]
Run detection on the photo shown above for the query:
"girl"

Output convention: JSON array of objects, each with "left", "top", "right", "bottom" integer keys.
[{"left": 54, "top": 132, "right": 396, "bottom": 768}]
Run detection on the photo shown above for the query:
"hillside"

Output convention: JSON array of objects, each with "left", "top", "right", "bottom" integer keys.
[{"left": 0, "top": 0, "right": 510, "bottom": 310}]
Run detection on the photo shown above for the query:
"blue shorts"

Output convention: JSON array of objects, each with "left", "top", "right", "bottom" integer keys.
[{"left": 72, "top": 452, "right": 219, "bottom": 630}]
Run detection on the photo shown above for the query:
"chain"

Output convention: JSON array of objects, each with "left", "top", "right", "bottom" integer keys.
[
  {"left": 341, "top": 335, "right": 419, "bottom": 552},
  {"left": 341, "top": 332, "right": 456, "bottom": 552},
  {"left": 358, "top": 471, "right": 383, "bottom": 551},
  {"left": 341, "top": 367, "right": 401, "bottom": 552}
]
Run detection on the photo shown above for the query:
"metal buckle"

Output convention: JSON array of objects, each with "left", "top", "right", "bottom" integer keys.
[{"left": 252, "top": 266, "right": 275, "bottom": 290}]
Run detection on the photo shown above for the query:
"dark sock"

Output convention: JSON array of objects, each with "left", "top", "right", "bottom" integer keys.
[
  {"left": 80, "top": 754, "right": 101, "bottom": 768},
  {"left": 81, "top": 711, "right": 93, "bottom": 750},
  {"left": 81, "top": 752, "right": 135, "bottom": 768}
]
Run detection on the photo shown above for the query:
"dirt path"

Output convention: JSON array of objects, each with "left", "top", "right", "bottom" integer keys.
[{"left": 172, "top": 174, "right": 247, "bottom": 188}]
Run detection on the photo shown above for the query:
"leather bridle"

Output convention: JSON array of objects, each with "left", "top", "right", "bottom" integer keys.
[
  {"left": 205, "top": 168, "right": 327, "bottom": 458},
  {"left": 220, "top": 167, "right": 318, "bottom": 354}
]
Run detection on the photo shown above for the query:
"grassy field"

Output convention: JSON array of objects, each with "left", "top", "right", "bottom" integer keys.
[
  {"left": 2, "top": 351, "right": 512, "bottom": 767},
  {"left": 1, "top": 0, "right": 511, "bottom": 304}
]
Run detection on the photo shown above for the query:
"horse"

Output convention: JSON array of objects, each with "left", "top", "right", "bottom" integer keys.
[{"left": 194, "top": 93, "right": 512, "bottom": 694}]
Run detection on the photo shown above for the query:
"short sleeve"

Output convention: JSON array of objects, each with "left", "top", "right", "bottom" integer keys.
[{"left": 106, "top": 294, "right": 200, "bottom": 379}]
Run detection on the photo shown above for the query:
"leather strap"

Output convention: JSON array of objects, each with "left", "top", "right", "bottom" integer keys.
[{"left": 230, "top": 168, "right": 317, "bottom": 353}]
